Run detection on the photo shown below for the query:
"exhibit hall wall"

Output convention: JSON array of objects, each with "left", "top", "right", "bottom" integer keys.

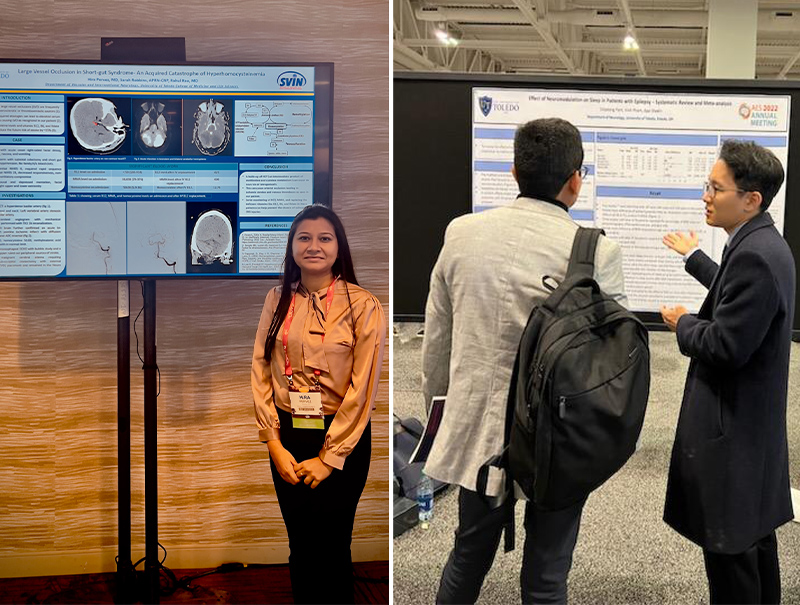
[{"left": 0, "top": 0, "right": 389, "bottom": 577}]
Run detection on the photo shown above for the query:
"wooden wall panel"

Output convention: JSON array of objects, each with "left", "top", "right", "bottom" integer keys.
[{"left": 0, "top": 0, "right": 389, "bottom": 577}]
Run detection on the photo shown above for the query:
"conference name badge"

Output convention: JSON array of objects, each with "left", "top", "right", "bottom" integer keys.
[{"left": 289, "top": 388, "right": 324, "bottom": 429}]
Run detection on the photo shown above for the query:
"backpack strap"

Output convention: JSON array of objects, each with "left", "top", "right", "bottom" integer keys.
[
  {"left": 475, "top": 348, "right": 519, "bottom": 553},
  {"left": 566, "top": 227, "right": 605, "bottom": 279}
]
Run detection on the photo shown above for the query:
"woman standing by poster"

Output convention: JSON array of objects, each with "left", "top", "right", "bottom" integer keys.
[{"left": 251, "top": 204, "right": 386, "bottom": 604}]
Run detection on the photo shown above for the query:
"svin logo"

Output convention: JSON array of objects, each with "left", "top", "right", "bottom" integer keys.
[{"left": 278, "top": 71, "right": 307, "bottom": 89}]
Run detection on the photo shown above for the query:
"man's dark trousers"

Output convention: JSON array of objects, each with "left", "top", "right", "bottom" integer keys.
[
  {"left": 436, "top": 487, "right": 585, "bottom": 604},
  {"left": 703, "top": 531, "right": 780, "bottom": 605}
]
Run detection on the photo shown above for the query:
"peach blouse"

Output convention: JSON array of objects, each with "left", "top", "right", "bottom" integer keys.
[{"left": 251, "top": 280, "right": 386, "bottom": 469}]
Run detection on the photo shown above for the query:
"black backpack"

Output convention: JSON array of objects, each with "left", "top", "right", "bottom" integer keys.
[{"left": 479, "top": 228, "right": 650, "bottom": 512}]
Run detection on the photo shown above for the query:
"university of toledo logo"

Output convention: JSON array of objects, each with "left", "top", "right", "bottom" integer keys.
[{"left": 479, "top": 96, "right": 492, "bottom": 117}]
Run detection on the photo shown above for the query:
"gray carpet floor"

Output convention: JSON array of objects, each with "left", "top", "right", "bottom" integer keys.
[{"left": 392, "top": 323, "right": 800, "bottom": 604}]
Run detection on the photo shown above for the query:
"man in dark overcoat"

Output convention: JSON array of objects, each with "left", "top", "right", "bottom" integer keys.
[{"left": 660, "top": 139, "right": 795, "bottom": 604}]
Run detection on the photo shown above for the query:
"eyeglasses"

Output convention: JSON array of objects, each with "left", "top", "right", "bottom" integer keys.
[
  {"left": 703, "top": 181, "right": 747, "bottom": 198},
  {"left": 563, "top": 166, "right": 589, "bottom": 184}
]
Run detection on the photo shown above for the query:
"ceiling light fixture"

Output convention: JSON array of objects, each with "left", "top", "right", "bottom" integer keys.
[
  {"left": 434, "top": 26, "right": 459, "bottom": 46},
  {"left": 623, "top": 31, "right": 639, "bottom": 51}
]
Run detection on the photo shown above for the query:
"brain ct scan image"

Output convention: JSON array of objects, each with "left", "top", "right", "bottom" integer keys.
[
  {"left": 69, "top": 98, "right": 129, "bottom": 154},
  {"left": 133, "top": 99, "right": 182, "bottom": 156},
  {"left": 191, "top": 98, "right": 231, "bottom": 156},
  {"left": 190, "top": 209, "right": 233, "bottom": 266}
]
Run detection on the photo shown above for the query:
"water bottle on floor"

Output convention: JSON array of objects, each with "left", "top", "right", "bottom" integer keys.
[{"left": 417, "top": 472, "right": 434, "bottom": 529}]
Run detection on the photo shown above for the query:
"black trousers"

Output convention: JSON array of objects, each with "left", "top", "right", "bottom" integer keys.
[
  {"left": 437, "top": 487, "right": 585, "bottom": 605},
  {"left": 703, "top": 531, "right": 781, "bottom": 605},
  {"left": 270, "top": 407, "right": 371, "bottom": 604}
]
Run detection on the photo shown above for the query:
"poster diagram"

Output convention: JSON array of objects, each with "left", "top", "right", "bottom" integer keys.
[{"left": 234, "top": 100, "right": 313, "bottom": 157}]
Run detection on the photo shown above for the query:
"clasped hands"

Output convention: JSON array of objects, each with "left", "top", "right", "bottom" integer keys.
[
  {"left": 660, "top": 230, "right": 697, "bottom": 331},
  {"left": 268, "top": 440, "right": 333, "bottom": 489}
]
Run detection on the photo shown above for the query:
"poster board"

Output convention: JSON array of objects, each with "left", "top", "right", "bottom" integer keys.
[{"left": 0, "top": 60, "right": 333, "bottom": 279}]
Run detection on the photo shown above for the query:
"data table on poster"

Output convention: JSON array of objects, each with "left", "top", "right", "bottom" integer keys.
[
  {"left": 67, "top": 164, "right": 239, "bottom": 193},
  {"left": 472, "top": 88, "right": 791, "bottom": 312}
]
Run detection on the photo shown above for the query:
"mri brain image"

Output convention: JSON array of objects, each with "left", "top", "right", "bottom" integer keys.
[
  {"left": 69, "top": 98, "right": 128, "bottom": 154},
  {"left": 190, "top": 209, "right": 233, "bottom": 265},
  {"left": 191, "top": 99, "right": 231, "bottom": 155},
  {"left": 139, "top": 101, "right": 168, "bottom": 149}
]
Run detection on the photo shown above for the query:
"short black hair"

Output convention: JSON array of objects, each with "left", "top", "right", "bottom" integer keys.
[
  {"left": 514, "top": 118, "right": 584, "bottom": 199},
  {"left": 719, "top": 139, "right": 784, "bottom": 212}
]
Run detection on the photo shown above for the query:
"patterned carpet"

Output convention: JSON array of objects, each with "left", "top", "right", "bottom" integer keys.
[{"left": 393, "top": 324, "right": 800, "bottom": 605}]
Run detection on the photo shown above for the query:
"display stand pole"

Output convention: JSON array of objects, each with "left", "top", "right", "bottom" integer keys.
[
  {"left": 143, "top": 279, "right": 159, "bottom": 604},
  {"left": 116, "top": 281, "right": 133, "bottom": 603},
  {"left": 99, "top": 40, "right": 185, "bottom": 605}
]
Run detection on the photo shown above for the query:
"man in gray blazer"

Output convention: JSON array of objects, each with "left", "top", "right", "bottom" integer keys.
[
  {"left": 422, "top": 118, "right": 628, "bottom": 604},
  {"left": 661, "top": 140, "right": 795, "bottom": 604}
]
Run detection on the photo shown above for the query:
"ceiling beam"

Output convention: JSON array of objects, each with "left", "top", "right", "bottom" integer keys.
[
  {"left": 400, "top": 38, "right": 800, "bottom": 58},
  {"left": 778, "top": 48, "right": 800, "bottom": 78},
  {"left": 413, "top": 7, "right": 800, "bottom": 32},
  {"left": 401, "top": 38, "right": 696, "bottom": 55},
  {"left": 393, "top": 40, "right": 442, "bottom": 71},
  {"left": 447, "top": 47, "right": 462, "bottom": 70},
  {"left": 617, "top": 0, "right": 647, "bottom": 75},
  {"left": 511, "top": 0, "right": 579, "bottom": 73},
  {"left": 398, "top": 0, "right": 422, "bottom": 41},
  {"left": 468, "top": 51, "right": 481, "bottom": 73}
]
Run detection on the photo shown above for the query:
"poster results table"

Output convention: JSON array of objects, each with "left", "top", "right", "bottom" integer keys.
[
  {"left": 472, "top": 88, "right": 791, "bottom": 312},
  {"left": 0, "top": 63, "right": 321, "bottom": 278}
]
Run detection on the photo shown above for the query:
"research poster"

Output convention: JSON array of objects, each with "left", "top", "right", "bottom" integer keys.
[
  {"left": 0, "top": 63, "right": 321, "bottom": 278},
  {"left": 472, "top": 88, "right": 791, "bottom": 312}
]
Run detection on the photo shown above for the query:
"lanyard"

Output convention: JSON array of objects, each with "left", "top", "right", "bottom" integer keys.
[{"left": 282, "top": 278, "right": 337, "bottom": 384}]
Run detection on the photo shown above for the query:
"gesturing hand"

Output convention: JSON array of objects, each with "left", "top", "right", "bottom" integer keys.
[
  {"left": 660, "top": 304, "right": 688, "bottom": 332},
  {"left": 293, "top": 457, "right": 333, "bottom": 489},
  {"left": 663, "top": 231, "right": 699, "bottom": 255},
  {"left": 267, "top": 440, "right": 300, "bottom": 485}
]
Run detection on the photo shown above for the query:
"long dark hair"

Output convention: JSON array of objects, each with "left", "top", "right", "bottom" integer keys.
[{"left": 264, "top": 204, "right": 359, "bottom": 362}]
